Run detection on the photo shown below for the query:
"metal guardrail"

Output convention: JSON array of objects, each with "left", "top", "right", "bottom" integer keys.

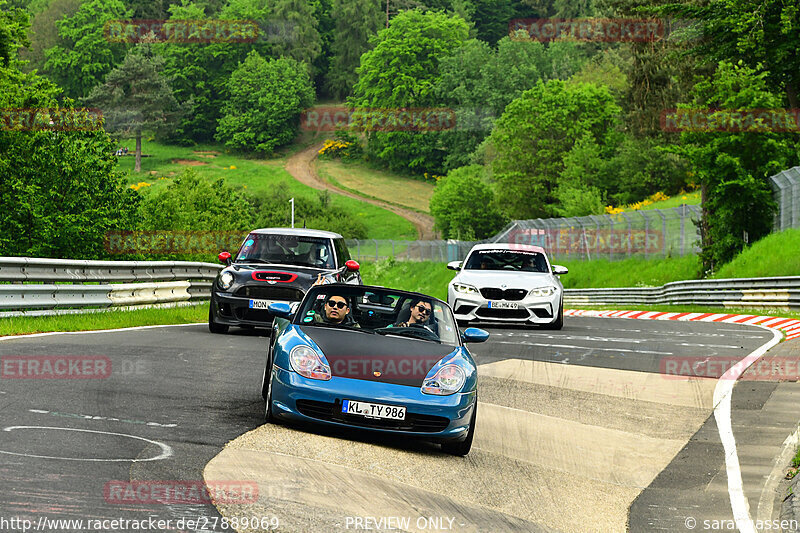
[
  {"left": 564, "top": 276, "right": 800, "bottom": 310},
  {"left": 0, "top": 257, "right": 222, "bottom": 316}
]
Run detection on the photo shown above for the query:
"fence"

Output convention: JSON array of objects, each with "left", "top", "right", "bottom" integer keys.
[
  {"left": 491, "top": 205, "right": 702, "bottom": 262},
  {"left": 344, "top": 239, "right": 482, "bottom": 263},
  {"left": 563, "top": 276, "right": 800, "bottom": 310},
  {"left": 771, "top": 166, "right": 800, "bottom": 231},
  {"left": 0, "top": 257, "right": 221, "bottom": 317}
]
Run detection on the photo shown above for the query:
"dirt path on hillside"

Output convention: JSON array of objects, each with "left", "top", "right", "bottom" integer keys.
[{"left": 285, "top": 143, "right": 436, "bottom": 240}]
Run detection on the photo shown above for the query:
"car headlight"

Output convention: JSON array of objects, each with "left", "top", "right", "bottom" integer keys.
[
  {"left": 452, "top": 283, "right": 478, "bottom": 295},
  {"left": 421, "top": 364, "right": 466, "bottom": 396},
  {"left": 289, "top": 345, "right": 331, "bottom": 381},
  {"left": 530, "top": 286, "right": 556, "bottom": 297},
  {"left": 218, "top": 271, "right": 234, "bottom": 290}
]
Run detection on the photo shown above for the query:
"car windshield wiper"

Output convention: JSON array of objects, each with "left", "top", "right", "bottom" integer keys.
[{"left": 235, "top": 258, "right": 270, "bottom": 263}]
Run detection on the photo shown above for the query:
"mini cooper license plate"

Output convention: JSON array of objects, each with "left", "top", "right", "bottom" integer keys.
[
  {"left": 342, "top": 400, "right": 406, "bottom": 420},
  {"left": 249, "top": 299, "right": 273, "bottom": 309},
  {"left": 488, "top": 301, "right": 518, "bottom": 309}
]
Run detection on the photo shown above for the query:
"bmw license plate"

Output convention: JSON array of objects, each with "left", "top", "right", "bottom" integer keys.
[
  {"left": 488, "top": 301, "right": 518, "bottom": 309},
  {"left": 249, "top": 299, "right": 273, "bottom": 309},
  {"left": 342, "top": 399, "right": 406, "bottom": 420}
]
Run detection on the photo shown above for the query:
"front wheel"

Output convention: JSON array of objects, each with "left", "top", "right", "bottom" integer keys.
[
  {"left": 441, "top": 400, "right": 476, "bottom": 456},
  {"left": 262, "top": 350, "right": 276, "bottom": 422},
  {"left": 541, "top": 300, "right": 563, "bottom": 330},
  {"left": 208, "top": 304, "right": 229, "bottom": 334}
]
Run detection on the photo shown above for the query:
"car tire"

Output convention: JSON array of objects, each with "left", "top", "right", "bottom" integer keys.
[
  {"left": 441, "top": 399, "right": 476, "bottom": 456},
  {"left": 208, "top": 304, "right": 229, "bottom": 334}
]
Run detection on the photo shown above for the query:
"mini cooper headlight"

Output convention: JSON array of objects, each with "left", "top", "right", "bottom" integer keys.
[
  {"left": 218, "top": 271, "right": 234, "bottom": 290},
  {"left": 453, "top": 283, "right": 479, "bottom": 295},
  {"left": 289, "top": 345, "right": 331, "bottom": 381},
  {"left": 421, "top": 364, "right": 466, "bottom": 396},
  {"left": 530, "top": 286, "right": 556, "bottom": 297}
]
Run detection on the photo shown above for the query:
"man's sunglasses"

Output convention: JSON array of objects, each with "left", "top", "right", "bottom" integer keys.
[
  {"left": 326, "top": 300, "right": 348, "bottom": 309},
  {"left": 415, "top": 305, "right": 432, "bottom": 315}
]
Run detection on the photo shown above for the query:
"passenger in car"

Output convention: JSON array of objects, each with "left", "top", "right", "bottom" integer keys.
[
  {"left": 312, "top": 294, "right": 360, "bottom": 328},
  {"left": 394, "top": 299, "right": 433, "bottom": 329}
]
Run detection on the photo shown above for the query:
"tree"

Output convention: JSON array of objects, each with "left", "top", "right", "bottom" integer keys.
[
  {"left": 429, "top": 165, "right": 507, "bottom": 239},
  {"left": 84, "top": 46, "right": 179, "bottom": 172},
  {"left": 326, "top": 0, "right": 382, "bottom": 99},
  {"left": 485, "top": 79, "right": 621, "bottom": 219},
  {"left": 674, "top": 61, "right": 796, "bottom": 272},
  {"left": 659, "top": 0, "right": 800, "bottom": 108},
  {"left": 43, "top": 0, "right": 131, "bottom": 99},
  {"left": 216, "top": 51, "right": 315, "bottom": 155},
  {"left": 18, "top": 0, "right": 81, "bottom": 74},
  {"left": 0, "top": 1, "right": 138, "bottom": 259},
  {"left": 269, "top": 0, "right": 322, "bottom": 77},
  {"left": 350, "top": 9, "right": 470, "bottom": 173}
]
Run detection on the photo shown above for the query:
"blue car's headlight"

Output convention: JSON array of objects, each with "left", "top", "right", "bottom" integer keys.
[
  {"left": 421, "top": 364, "right": 465, "bottom": 396},
  {"left": 289, "top": 345, "right": 331, "bottom": 381}
]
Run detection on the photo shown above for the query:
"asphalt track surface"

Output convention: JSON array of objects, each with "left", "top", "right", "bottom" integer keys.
[{"left": 0, "top": 317, "right": 788, "bottom": 533}]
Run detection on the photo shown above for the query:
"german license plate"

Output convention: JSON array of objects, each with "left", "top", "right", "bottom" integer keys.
[
  {"left": 249, "top": 299, "right": 274, "bottom": 309},
  {"left": 488, "top": 301, "right": 518, "bottom": 309},
  {"left": 342, "top": 400, "right": 406, "bottom": 420}
]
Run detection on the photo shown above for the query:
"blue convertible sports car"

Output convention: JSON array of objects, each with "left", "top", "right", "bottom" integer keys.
[{"left": 261, "top": 284, "right": 489, "bottom": 455}]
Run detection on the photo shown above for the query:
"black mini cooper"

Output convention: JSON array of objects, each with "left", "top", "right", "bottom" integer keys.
[{"left": 209, "top": 228, "right": 361, "bottom": 333}]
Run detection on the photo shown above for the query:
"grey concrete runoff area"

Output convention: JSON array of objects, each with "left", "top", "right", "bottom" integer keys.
[{"left": 1, "top": 317, "right": 799, "bottom": 533}]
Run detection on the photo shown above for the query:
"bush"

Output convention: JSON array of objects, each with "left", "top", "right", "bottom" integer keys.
[
  {"left": 216, "top": 51, "right": 315, "bottom": 155},
  {"left": 429, "top": 165, "right": 507, "bottom": 239}
]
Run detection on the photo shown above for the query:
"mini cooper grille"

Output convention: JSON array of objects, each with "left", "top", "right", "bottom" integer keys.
[
  {"left": 234, "top": 308, "right": 273, "bottom": 323},
  {"left": 252, "top": 271, "right": 296, "bottom": 282},
  {"left": 235, "top": 286, "right": 304, "bottom": 300},
  {"left": 476, "top": 307, "right": 530, "bottom": 319},
  {"left": 295, "top": 399, "right": 450, "bottom": 433},
  {"left": 479, "top": 288, "right": 527, "bottom": 301}
]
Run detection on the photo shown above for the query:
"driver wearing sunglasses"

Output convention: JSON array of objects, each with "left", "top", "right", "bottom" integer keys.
[
  {"left": 313, "top": 294, "right": 360, "bottom": 327},
  {"left": 394, "top": 299, "right": 433, "bottom": 329}
]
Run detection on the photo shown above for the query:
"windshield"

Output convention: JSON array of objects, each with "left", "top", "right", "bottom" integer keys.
[
  {"left": 236, "top": 233, "right": 334, "bottom": 268},
  {"left": 464, "top": 249, "right": 549, "bottom": 272},
  {"left": 295, "top": 285, "right": 460, "bottom": 346}
]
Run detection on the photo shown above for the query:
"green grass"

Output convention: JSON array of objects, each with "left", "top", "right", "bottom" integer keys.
[
  {"left": 0, "top": 304, "right": 208, "bottom": 336},
  {"left": 558, "top": 255, "right": 701, "bottom": 288},
  {"left": 713, "top": 229, "right": 800, "bottom": 278},
  {"left": 115, "top": 139, "right": 416, "bottom": 240},
  {"left": 316, "top": 158, "right": 434, "bottom": 213},
  {"left": 641, "top": 190, "right": 701, "bottom": 210},
  {"left": 360, "top": 259, "right": 456, "bottom": 301}
]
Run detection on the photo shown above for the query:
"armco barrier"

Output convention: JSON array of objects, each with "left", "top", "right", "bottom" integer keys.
[
  {"left": 0, "top": 257, "right": 222, "bottom": 316},
  {"left": 564, "top": 276, "right": 800, "bottom": 310}
]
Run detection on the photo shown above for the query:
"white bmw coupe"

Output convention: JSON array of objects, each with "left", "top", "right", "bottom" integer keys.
[{"left": 446, "top": 243, "right": 568, "bottom": 329}]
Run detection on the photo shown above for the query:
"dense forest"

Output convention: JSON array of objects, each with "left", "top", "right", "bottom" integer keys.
[{"left": 0, "top": 0, "right": 798, "bottom": 273}]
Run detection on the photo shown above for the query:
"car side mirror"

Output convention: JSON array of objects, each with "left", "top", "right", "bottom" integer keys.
[
  {"left": 462, "top": 327, "right": 489, "bottom": 343},
  {"left": 268, "top": 302, "right": 293, "bottom": 319},
  {"left": 552, "top": 265, "right": 568, "bottom": 275},
  {"left": 447, "top": 261, "right": 462, "bottom": 271},
  {"left": 218, "top": 251, "right": 232, "bottom": 266},
  {"left": 345, "top": 260, "right": 360, "bottom": 272}
]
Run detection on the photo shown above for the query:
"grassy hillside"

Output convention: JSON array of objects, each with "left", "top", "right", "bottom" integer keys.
[
  {"left": 316, "top": 158, "right": 434, "bottom": 213},
  {"left": 713, "top": 229, "right": 800, "bottom": 278},
  {"left": 115, "top": 140, "right": 416, "bottom": 240}
]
